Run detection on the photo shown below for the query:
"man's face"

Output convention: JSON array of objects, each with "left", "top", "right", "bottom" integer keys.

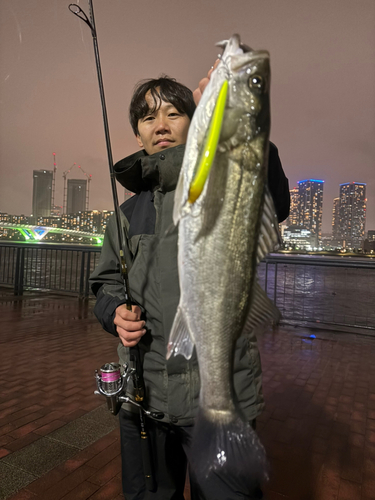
[{"left": 136, "top": 91, "right": 190, "bottom": 155}]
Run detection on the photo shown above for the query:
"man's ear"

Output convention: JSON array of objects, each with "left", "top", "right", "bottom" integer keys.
[{"left": 136, "top": 134, "right": 144, "bottom": 149}]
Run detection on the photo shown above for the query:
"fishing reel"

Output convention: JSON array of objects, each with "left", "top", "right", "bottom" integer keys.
[{"left": 94, "top": 362, "right": 164, "bottom": 419}]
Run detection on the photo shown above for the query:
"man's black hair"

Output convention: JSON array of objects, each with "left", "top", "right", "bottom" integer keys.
[{"left": 129, "top": 76, "right": 196, "bottom": 135}]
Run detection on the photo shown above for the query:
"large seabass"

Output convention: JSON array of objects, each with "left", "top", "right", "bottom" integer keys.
[{"left": 168, "top": 35, "right": 280, "bottom": 487}]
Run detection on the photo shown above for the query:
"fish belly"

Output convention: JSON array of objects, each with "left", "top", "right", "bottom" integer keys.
[{"left": 180, "top": 154, "right": 265, "bottom": 415}]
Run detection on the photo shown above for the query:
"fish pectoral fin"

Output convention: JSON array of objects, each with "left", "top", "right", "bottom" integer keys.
[
  {"left": 257, "top": 186, "right": 282, "bottom": 264},
  {"left": 244, "top": 278, "right": 281, "bottom": 333},
  {"left": 167, "top": 306, "right": 195, "bottom": 360}
]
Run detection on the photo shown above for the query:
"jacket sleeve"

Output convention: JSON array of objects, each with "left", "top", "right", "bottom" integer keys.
[
  {"left": 89, "top": 215, "right": 131, "bottom": 337},
  {"left": 267, "top": 142, "right": 290, "bottom": 223}
]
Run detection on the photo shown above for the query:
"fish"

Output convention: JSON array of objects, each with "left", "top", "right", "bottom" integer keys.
[{"left": 167, "top": 34, "right": 281, "bottom": 489}]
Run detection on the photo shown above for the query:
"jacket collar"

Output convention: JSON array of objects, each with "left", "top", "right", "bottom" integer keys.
[{"left": 114, "top": 144, "right": 185, "bottom": 194}]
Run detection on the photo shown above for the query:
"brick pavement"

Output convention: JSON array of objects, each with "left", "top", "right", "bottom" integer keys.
[{"left": 1, "top": 289, "right": 375, "bottom": 499}]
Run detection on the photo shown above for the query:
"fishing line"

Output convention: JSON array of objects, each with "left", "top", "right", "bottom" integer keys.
[{"left": 1, "top": 4, "right": 23, "bottom": 84}]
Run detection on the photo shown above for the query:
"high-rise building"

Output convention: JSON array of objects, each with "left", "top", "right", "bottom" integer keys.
[
  {"left": 67, "top": 179, "right": 87, "bottom": 215},
  {"left": 331, "top": 197, "right": 340, "bottom": 244},
  {"left": 80, "top": 210, "right": 101, "bottom": 233},
  {"left": 101, "top": 210, "right": 114, "bottom": 233},
  {"left": 297, "top": 179, "right": 324, "bottom": 243},
  {"left": 338, "top": 182, "right": 366, "bottom": 248},
  {"left": 32, "top": 170, "right": 53, "bottom": 217},
  {"left": 368, "top": 230, "right": 375, "bottom": 241},
  {"left": 286, "top": 187, "right": 299, "bottom": 227}
]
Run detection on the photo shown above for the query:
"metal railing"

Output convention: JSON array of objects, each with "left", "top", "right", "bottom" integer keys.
[
  {"left": 259, "top": 254, "right": 375, "bottom": 331},
  {"left": 1, "top": 242, "right": 375, "bottom": 331},
  {"left": 0, "top": 242, "right": 101, "bottom": 298}
]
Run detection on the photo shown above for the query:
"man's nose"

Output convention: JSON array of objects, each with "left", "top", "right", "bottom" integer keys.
[{"left": 155, "top": 117, "right": 170, "bottom": 134}]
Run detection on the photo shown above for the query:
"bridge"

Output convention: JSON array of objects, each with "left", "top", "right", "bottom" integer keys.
[{"left": 0, "top": 222, "right": 104, "bottom": 244}]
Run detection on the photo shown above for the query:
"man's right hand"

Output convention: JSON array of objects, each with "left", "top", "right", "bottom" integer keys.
[{"left": 114, "top": 304, "right": 146, "bottom": 347}]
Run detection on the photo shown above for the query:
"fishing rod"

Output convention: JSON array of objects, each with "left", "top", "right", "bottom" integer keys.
[
  {"left": 68, "top": 2, "right": 131, "bottom": 307},
  {"left": 68, "top": 2, "right": 159, "bottom": 491}
]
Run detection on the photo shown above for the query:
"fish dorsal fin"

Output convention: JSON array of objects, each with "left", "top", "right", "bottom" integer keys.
[
  {"left": 167, "top": 306, "right": 195, "bottom": 360},
  {"left": 243, "top": 278, "right": 281, "bottom": 333},
  {"left": 257, "top": 186, "right": 282, "bottom": 264}
]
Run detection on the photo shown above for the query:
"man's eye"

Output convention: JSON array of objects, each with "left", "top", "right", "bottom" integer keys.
[
  {"left": 144, "top": 116, "right": 154, "bottom": 121},
  {"left": 169, "top": 113, "right": 180, "bottom": 117}
]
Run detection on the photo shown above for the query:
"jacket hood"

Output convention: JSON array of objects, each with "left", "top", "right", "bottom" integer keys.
[{"left": 114, "top": 144, "right": 185, "bottom": 194}]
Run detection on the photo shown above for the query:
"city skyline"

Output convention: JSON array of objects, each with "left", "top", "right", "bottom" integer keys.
[
  {"left": 284, "top": 179, "right": 370, "bottom": 249},
  {"left": 0, "top": 1, "right": 374, "bottom": 233},
  {"left": 6, "top": 168, "right": 375, "bottom": 236}
]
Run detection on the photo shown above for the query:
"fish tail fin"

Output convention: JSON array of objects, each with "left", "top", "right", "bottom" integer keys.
[
  {"left": 190, "top": 410, "right": 268, "bottom": 492},
  {"left": 167, "top": 305, "right": 195, "bottom": 360}
]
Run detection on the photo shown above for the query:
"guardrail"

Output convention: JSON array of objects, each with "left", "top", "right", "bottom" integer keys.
[
  {"left": 0, "top": 242, "right": 101, "bottom": 299},
  {"left": 259, "top": 254, "right": 375, "bottom": 331},
  {"left": 1, "top": 243, "right": 375, "bottom": 331}
]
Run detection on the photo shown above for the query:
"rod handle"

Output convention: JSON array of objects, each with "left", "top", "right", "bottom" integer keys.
[{"left": 141, "top": 431, "right": 155, "bottom": 491}]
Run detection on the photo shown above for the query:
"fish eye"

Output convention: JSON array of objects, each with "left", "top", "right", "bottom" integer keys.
[{"left": 248, "top": 75, "right": 263, "bottom": 90}]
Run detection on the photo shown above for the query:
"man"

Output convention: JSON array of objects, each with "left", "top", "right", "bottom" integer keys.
[{"left": 90, "top": 72, "right": 290, "bottom": 500}]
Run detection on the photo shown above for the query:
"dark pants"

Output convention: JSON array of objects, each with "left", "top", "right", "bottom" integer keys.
[{"left": 119, "top": 409, "right": 262, "bottom": 500}]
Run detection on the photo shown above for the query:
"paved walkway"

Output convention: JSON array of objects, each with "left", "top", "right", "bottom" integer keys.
[{"left": 0, "top": 289, "right": 375, "bottom": 499}]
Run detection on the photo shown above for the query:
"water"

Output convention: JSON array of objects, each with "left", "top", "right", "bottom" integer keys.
[
  {"left": 258, "top": 261, "right": 375, "bottom": 329},
  {"left": 1, "top": 244, "right": 375, "bottom": 330}
]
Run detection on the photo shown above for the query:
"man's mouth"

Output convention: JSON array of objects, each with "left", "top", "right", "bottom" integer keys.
[{"left": 155, "top": 138, "right": 173, "bottom": 146}]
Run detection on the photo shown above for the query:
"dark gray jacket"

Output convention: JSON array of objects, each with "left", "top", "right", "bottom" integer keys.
[{"left": 89, "top": 143, "right": 289, "bottom": 425}]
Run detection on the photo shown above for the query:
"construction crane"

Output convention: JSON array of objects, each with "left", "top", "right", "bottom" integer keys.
[
  {"left": 62, "top": 163, "right": 92, "bottom": 214},
  {"left": 51, "top": 152, "right": 57, "bottom": 212}
]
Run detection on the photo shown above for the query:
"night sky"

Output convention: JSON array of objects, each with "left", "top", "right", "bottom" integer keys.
[{"left": 0, "top": 0, "right": 374, "bottom": 233}]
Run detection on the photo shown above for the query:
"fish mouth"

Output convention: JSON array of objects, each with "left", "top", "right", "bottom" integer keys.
[
  {"left": 230, "top": 50, "right": 270, "bottom": 72},
  {"left": 216, "top": 34, "right": 252, "bottom": 54},
  {"left": 216, "top": 35, "right": 269, "bottom": 72}
]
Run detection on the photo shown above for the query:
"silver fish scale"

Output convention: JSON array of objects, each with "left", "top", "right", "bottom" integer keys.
[
  {"left": 180, "top": 146, "right": 267, "bottom": 419},
  {"left": 171, "top": 35, "right": 274, "bottom": 427}
]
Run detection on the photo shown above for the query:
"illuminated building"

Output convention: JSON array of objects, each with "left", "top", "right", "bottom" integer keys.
[
  {"left": 338, "top": 182, "right": 366, "bottom": 248},
  {"left": 286, "top": 187, "right": 299, "bottom": 227},
  {"left": 283, "top": 226, "right": 316, "bottom": 250},
  {"left": 297, "top": 179, "right": 324, "bottom": 243},
  {"left": 32, "top": 170, "right": 53, "bottom": 217},
  {"left": 11, "top": 214, "right": 30, "bottom": 224},
  {"left": 79, "top": 210, "right": 101, "bottom": 233},
  {"left": 101, "top": 210, "right": 114, "bottom": 233},
  {"left": 331, "top": 197, "right": 340, "bottom": 246},
  {"left": 67, "top": 179, "right": 87, "bottom": 215},
  {"left": 368, "top": 230, "right": 375, "bottom": 241}
]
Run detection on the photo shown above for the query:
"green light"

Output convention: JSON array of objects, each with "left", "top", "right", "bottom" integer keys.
[{"left": 18, "top": 228, "right": 31, "bottom": 241}]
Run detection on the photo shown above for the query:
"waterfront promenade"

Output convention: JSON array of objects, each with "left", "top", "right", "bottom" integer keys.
[{"left": 1, "top": 289, "right": 375, "bottom": 499}]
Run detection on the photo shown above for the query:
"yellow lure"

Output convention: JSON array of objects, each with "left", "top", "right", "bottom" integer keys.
[{"left": 188, "top": 79, "right": 228, "bottom": 203}]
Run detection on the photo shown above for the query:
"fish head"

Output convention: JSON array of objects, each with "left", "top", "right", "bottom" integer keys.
[
  {"left": 219, "top": 47, "right": 271, "bottom": 148},
  {"left": 174, "top": 35, "right": 270, "bottom": 219}
]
